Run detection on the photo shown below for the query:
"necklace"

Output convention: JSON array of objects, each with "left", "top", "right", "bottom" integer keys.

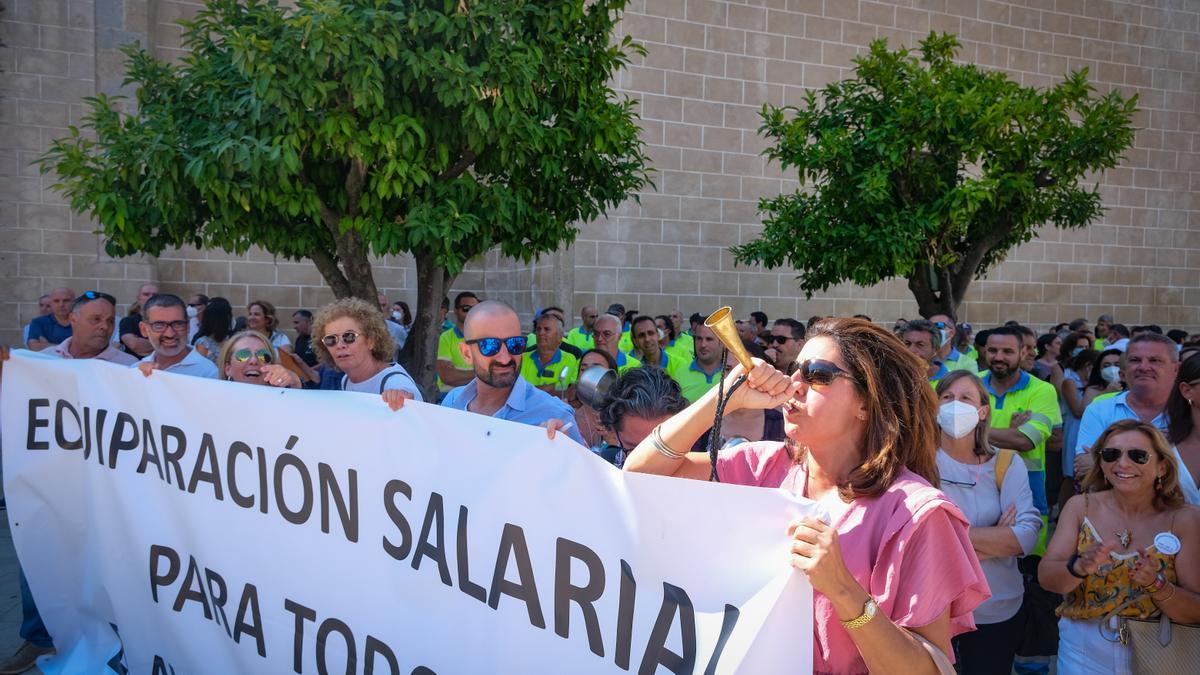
[{"left": 1114, "top": 528, "right": 1132, "bottom": 549}]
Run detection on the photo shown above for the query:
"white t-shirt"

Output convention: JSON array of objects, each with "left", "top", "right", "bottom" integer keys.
[
  {"left": 342, "top": 363, "right": 422, "bottom": 401},
  {"left": 270, "top": 330, "right": 291, "bottom": 349}
]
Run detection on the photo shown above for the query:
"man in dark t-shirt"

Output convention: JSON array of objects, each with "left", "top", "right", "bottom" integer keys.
[
  {"left": 118, "top": 283, "right": 158, "bottom": 357},
  {"left": 25, "top": 287, "right": 74, "bottom": 350},
  {"left": 292, "top": 309, "right": 319, "bottom": 367}
]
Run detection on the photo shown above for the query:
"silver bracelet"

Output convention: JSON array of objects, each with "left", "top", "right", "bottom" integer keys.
[{"left": 651, "top": 426, "right": 685, "bottom": 460}]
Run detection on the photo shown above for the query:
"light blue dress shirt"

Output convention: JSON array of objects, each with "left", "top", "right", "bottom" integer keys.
[{"left": 441, "top": 376, "right": 585, "bottom": 445}]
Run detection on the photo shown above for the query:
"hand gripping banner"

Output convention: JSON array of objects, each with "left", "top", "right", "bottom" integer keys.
[{"left": 1, "top": 352, "right": 814, "bottom": 674}]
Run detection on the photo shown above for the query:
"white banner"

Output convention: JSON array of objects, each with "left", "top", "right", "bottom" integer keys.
[{"left": 2, "top": 352, "right": 814, "bottom": 674}]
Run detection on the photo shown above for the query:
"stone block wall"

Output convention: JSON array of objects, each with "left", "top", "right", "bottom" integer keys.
[{"left": 1, "top": 0, "right": 1197, "bottom": 347}]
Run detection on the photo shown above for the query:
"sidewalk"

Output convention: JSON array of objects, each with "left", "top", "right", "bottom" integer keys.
[{"left": 0, "top": 509, "right": 41, "bottom": 674}]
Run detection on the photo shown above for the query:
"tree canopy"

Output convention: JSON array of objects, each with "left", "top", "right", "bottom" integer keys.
[
  {"left": 734, "top": 33, "right": 1137, "bottom": 317},
  {"left": 41, "top": 0, "right": 650, "bottom": 393}
]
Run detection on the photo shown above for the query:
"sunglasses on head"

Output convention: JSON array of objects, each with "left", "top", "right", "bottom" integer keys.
[
  {"left": 796, "top": 359, "right": 854, "bottom": 388},
  {"left": 321, "top": 331, "right": 361, "bottom": 347},
  {"left": 465, "top": 336, "right": 527, "bottom": 357},
  {"left": 80, "top": 290, "right": 117, "bottom": 304},
  {"left": 232, "top": 348, "right": 273, "bottom": 364},
  {"left": 1099, "top": 447, "right": 1151, "bottom": 464}
]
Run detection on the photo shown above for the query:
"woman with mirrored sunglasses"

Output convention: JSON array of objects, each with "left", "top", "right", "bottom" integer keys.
[
  {"left": 625, "top": 317, "right": 988, "bottom": 674},
  {"left": 1039, "top": 419, "right": 1200, "bottom": 673},
  {"left": 312, "top": 298, "right": 422, "bottom": 407},
  {"left": 217, "top": 330, "right": 300, "bottom": 388}
]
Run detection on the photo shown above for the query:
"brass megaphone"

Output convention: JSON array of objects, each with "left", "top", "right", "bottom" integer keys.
[{"left": 704, "top": 306, "right": 755, "bottom": 371}]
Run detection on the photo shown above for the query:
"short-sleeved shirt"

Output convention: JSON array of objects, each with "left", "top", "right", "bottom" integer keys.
[
  {"left": 637, "top": 349, "right": 681, "bottom": 372},
  {"left": 341, "top": 363, "right": 423, "bottom": 400},
  {"left": 666, "top": 358, "right": 722, "bottom": 403},
  {"left": 436, "top": 326, "right": 470, "bottom": 392},
  {"left": 981, "top": 370, "right": 1062, "bottom": 473},
  {"left": 41, "top": 338, "right": 138, "bottom": 366},
  {"left": 612, "top": 350, "right": 641, "bottom": 374},
  {"left": 563, "top": 327, "right": 594, "bottom": 352},
  {"left": 27, "top": 315, "right": 73, "bottom": 346},
  {"left": 268, "top": 330, "right": 291, "bottom": 350},
  {"left": 1074, "top": 390, "right": 1169, "bottom": 456},
  {"left": 118, "top": 313, "right": 145, "bottom": 343},
  {"left": 294, "top": 334, "right": 319, "bottom": 367},
  {"left": 441, "top": 376, "right": 584, "bottom": 445},
  {"left": 943, "top": 347, "right": 980, "bottom": 374},
  {"left": 715, "top": 442, "right": 990, "bottom": 673},
  {"left": 138, "top": 348, "right": 219, "bottom": 378},
  {"left": 520, "top": 347, "right": 579, "bottom": 389}
]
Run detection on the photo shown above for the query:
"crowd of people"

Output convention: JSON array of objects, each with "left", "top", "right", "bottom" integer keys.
[{"left": 4, "top": 285, "right": 1200, "bottom": 674}]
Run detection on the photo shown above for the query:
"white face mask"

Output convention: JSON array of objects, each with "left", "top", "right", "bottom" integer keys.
[
  {"left": 1101, "top": 365, "right": 1121, "bottom": 383},
  {"left": 937, "top": 400, "right": 980, "bottom": 439},
  {"left": 186, "top": 305, "right": 198, "bottom": 319},
  {"left": 391, "top": 311, "right": 403, "bottom": 322}
]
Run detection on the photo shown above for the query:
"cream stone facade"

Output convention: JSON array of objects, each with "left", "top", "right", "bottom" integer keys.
[{"left": 2, "top": 0, "right": 1198, "bottom": 347}]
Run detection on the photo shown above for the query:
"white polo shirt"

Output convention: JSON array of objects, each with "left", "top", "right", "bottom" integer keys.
[{"left": 139, "top": 347, "right": 219, "bottom": 378}]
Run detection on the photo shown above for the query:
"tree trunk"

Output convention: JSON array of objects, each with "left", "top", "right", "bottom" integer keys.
[
  {"left": 906, "top": 266, "right": 961, "bottom": 318},
  {"left": 399, "top": 255, "right": 455, "bottom": 399},
  {"left": 307, "top": 242, "right": 379, "bottom": 302}
]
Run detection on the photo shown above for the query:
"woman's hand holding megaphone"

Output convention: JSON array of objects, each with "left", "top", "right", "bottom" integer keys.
[{"left": 722, "top": 358, "right": 799, "bottom": 413}]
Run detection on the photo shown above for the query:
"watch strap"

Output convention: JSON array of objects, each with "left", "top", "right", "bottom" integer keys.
[{"left": 841, "top": 598, "right": 877, "bottom": 630}]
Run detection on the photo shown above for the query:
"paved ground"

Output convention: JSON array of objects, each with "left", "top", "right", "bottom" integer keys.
[{"left": 0, "top": 506, "right": 41, "bottom": 673}]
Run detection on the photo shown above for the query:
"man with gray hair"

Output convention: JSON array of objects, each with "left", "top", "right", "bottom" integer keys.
[
  {"left": 1073, "top": 332, "right": 1179, "bottom": 477},
  {"left": 593, "top": 312, "right": 641, "bottom": 374},
  {"left": 135, "top": 294, "right": 219, "bottom": 378},
  {"left": 441, "top": 300, "right": 584, "bottom": 444}
]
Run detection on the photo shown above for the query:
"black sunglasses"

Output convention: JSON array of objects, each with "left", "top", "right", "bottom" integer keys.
[
  {"left": 796, "top": 359, "right": 855, "bottom": 388},
  {"left": 321, "top": 331, "right": 361, "bottom": 347},
  {"left": 465, "top": 336, "right": 527, "bottom": 357},
  {"left": 232, "top": 348, "right": 273, "bottom": 364},
  {"left": 768, "top": 335, "right": 791, "bottom": 345},
  {"left": 1099, "top": 447, "right": 1151, "bottom": 465}
]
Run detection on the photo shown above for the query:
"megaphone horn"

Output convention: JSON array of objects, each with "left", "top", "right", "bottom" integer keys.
[{"left": 704, "top": 306, "right": 754, "bottom": 371}]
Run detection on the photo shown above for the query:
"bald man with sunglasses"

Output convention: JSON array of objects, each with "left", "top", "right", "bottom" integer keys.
[{"left": 438, "top": 301, "right": 584, "bottom": 445}]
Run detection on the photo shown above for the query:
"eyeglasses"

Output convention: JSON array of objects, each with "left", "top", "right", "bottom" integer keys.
[
  {"left": 457, "top": 304, "right": 477, "bottom": 312},
  {"left": 465, "top": 336, "right": 527, "bottom": 357},
  {"left": 796, "top": 359, "right": 855, "bottom": 388},
  {"left": 594, "top": 330, "right": 618, "bottom": 339},
  {"left": 147, "top": 320, "right": 189, "bottom": 333},
  {"left": 768, "top": 335, "right": 792, "bottom": 345},
  {"left": 188, "top": 302, "right": 207, "bottom": 308},
  {"left": 321, "top": 331, "right": 361, "bottom": 347},
  {"left": 1099, "top": 447, "right": 1151, "bottom": 465},
  {"left": 232, "top": 348, "right": 273, "bottom": 364}
]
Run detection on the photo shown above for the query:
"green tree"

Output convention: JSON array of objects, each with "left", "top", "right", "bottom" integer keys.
[
  {"left": 735, "top": 33, "right": 1136, "bottom": 317},
  {"left": 40, "top": 0, "right": 649, "bottom": 394}
]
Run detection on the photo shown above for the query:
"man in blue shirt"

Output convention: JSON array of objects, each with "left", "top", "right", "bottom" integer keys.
[
  {"left": 441, "top": 300, "right": 585, "bottom": 445},
  {"left": 24, "top": 287, "right": 74, "bottom": 350},
  {"left": 1073, "top": 333, "right": 1178, "bottom": 478}
]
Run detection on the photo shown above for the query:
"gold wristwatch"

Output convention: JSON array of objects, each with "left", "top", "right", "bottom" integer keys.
[{"left": 841, "top": 598, "right": 878, "bottom": 630}]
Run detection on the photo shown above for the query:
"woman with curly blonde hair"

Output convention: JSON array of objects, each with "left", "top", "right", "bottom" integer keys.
[{"left": 313, "top": 298, "right": 422, "bottom": 402}]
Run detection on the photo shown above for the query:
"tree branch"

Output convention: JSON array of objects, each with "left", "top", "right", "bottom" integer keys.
[
  {"left": 346, "top": 158, "right": 367, "bottom": 217},
  {"left": 309, "top": 248, "right": 353, "bottom": 298},
  {"left": 438, "top": 149, "right": 477, "bottom": 182}
]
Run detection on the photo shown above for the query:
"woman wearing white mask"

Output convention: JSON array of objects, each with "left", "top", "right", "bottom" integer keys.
[
  {"left": 935, "top": 371, "right": 1043, "bottom": 675},
  {"left": 1082, "top": 349, "right": 1125, "bottom": 409}
]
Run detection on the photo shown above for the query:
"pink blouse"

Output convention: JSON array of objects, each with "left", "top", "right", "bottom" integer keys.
[{"left": 717, "top": 442, "right": 990, "bottom": 675}]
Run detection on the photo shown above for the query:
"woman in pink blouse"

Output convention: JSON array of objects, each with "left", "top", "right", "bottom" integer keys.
[{"left": 625, "top": 318, "right": 989, "bottom": 674}]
